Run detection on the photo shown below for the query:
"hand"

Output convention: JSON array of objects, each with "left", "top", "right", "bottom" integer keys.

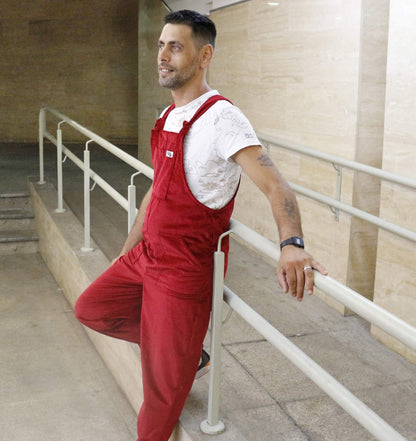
[
  {"left": 276, "top": 246, "right": 328, "bottom": 302},
  {"left": 110, "top": 254, "right": 123, "bottom": 266}
]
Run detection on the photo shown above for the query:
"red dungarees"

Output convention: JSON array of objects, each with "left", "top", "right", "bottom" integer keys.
[{"left": 75, "top": 95, "right": 236, "bottom": 441}]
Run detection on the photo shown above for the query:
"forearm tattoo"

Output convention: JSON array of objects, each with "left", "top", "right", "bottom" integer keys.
[
  {"left": 284, "top": 198, "right": 297, "bottom": 219},
  {"left": 257, "top": 151, "right": 274, "bottom": 167},
  {"left": 256, "top": 151, "right": 299, "bottom": 222}
]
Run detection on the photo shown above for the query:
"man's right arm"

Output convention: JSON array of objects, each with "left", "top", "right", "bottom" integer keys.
[{"left": 112, "top": 184, "right": 153, "bottom": 263}]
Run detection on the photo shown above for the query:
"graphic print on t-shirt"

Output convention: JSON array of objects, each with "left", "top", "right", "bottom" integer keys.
[{"left": 162, "top": 90, "right": 261, "bottom": 209}]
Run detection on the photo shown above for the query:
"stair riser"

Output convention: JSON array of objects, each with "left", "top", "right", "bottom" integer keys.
[
  {"left": 0, "top": 218, "right": 35, "bottom": 231},
  {"left": 0, "top": 197, "right": 31, "bottom": 210},
  {"left": 0, "top": 240, "right": 38, "bottom": 255}
]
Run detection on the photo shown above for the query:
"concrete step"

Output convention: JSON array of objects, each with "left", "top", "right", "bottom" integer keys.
[
  {"left": 0, "top": 208, "right": 35, "bottom": 231},
  {"left": 0, "top": 229, "right": 39, "bottom": 255},
  {"left": 0, "top": 192, "right": 31, "bottom": 209}
]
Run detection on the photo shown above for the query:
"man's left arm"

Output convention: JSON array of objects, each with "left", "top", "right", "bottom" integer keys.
[{"left": 232, "top": 145, "right": 327, "bottom": 302}]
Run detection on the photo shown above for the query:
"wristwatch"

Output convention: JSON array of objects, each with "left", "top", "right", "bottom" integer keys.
[{"left": 280, "top": 236, "right": 304, "bottom": 250}]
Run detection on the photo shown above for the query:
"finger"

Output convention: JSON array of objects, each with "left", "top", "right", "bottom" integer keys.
[
  {"left": 304, "top": 266, "right": 314, "bottom": 295},
  {"left": 296, "top": 267, "right": 305, "bottom": 301},
  {"left": 277, "top": 268, "right": 289, "bottom": 293},
  {"left": 286, "top": 267, "right": 297, "bottom": 298},
  {"left": 311, "top": 260, "right": 328, "bottom": 276}
]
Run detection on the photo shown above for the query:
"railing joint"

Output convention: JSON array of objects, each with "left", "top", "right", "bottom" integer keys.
[
  {"left": 130, "top": 171, "right": 142, "bottom": 185},
  {"left": 85, "top": 139, "right": 94, "bottom": 150}
]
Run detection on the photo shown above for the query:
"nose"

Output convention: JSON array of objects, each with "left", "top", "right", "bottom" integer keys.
[{"left": 158, "top": 45, "right": 169, "bottom": 63}]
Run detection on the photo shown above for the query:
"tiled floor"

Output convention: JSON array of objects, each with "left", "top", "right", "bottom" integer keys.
[{"left": 0, "top": 253, "right": 137, "bottom": 441}]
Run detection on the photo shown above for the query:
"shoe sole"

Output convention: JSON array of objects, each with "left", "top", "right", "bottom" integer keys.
[{"left": 195, "top": 364, "right": 210, "bottom": 380}]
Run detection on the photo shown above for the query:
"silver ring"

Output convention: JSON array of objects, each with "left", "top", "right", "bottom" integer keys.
[{"left": 303, "top": 265, "right": 312, "bottom": 271}]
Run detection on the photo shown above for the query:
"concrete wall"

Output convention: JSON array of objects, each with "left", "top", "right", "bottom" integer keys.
[{"left": 0, "top": 0, "right": 138, "bottom": 144}]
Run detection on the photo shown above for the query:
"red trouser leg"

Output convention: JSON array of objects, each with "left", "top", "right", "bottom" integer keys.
[
  {"left": 75, "top": 246, "right": 212, "bottom": 441},
  {"left": 74, "top": 248, "right": 144, "bottom": 344},
  {"left": 137, "top": 276, "right": 212, "bottom": 441}
]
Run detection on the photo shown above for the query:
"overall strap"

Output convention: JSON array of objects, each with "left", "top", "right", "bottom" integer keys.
[
  {"left": 154, "top": 94, "right": 232, "bottom": 134},
  {"left": 182, "top": 95, "right": 232, "bottom": 135},
  {"left": 154, "top": 103, "right": 175, "bottom": 130}
]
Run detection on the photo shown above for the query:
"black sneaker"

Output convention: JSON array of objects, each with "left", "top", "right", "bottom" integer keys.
[{"left": 195, "top": 349, "right": 210, "bottom": 379}]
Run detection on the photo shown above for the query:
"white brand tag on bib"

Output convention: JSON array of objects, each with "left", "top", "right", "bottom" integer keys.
[{"left": 166, "top": 150, "right": 174, "bottom": 158}]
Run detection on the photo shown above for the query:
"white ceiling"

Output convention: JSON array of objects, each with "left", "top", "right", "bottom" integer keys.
[{"left": 162, "top": 0, "right": 247, "bottom": 15}]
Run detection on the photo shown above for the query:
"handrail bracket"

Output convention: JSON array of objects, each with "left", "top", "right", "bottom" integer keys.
[{"left": 330, "top": 163, "right": 343, "bottom": 221}]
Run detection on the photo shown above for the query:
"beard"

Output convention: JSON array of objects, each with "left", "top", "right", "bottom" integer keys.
[{"left": 158, "top": 60, "right": 199, "bottom": 90}]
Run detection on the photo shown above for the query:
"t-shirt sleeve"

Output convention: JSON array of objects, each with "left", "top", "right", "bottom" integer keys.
[{"left": 213, "top": 102, "right": 262, "bottom": 160}]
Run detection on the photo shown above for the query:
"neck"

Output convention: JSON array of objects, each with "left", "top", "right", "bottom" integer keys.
[{"left": 171, "top": 81, "right": 211, "bottom": 107}]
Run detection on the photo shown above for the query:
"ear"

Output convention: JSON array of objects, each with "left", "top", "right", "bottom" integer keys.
[{"left": 200, "top": 44, "right": 214, "bottom": 69}]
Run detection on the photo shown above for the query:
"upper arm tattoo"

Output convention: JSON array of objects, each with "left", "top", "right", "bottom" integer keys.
[{"left": 257, "top": 151, "right": 274, "bottom": 167}]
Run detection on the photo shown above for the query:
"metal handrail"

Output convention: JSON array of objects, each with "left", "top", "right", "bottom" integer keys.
[
  {"left": 201, "top": 221, "right": 415, "bottom": 440},
  {"left": 43, "top": 130, "right": 130, "bottom": 211},
  {"left": 40, "top": 106, "right": 154, "bottom": 181},
  {"left": 258, "top": 132, "right": 416, "bottom": 243},
  {"left": 39, "top": 106, "right": 151, "bottom": 250},
  {"left": 38, "top": 107, "right": 415, "bottom": 441},
  {"left": 222, "top": 285, "right": 408, "bottom": 441},
  {"left": 229, "top": 218, "right": 416, "bottom": 352},
  {"left": 258, "top": 132, "right": 416, "bottom": 191},
  {"left": 290, "top": 182, "right": 416, "bottom": 243}
]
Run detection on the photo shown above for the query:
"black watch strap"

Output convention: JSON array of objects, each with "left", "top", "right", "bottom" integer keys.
[{"left": 280, "top": 236, "right": 304, "bottom": 250}]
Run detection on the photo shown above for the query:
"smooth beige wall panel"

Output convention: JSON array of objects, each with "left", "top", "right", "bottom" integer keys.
[
  {"left": 0, "top": 0, "right": 138, "bottom": 144},
  {"left": 211, "top": 0, "right": 360, "bottom": 155},
  {"left": 373, "top": 0, "right": 416, "bottom": 362},
  {"left": 210, "top": 0, "right": 361, "bottom": 297},
  {"left": 346, "top": 0, "right": 389, "bottom": 302}
]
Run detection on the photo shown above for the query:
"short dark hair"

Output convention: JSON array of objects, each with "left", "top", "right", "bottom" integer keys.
[{"left": 164, "top": 9, "right": 217, "bottom": 49}]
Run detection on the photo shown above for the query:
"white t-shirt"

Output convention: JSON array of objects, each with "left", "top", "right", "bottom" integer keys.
[{"left": 161, "top": 90, "right": 261, "bottom": 209}]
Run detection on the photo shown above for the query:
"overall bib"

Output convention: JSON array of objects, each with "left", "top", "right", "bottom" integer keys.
[{"left": 75, "top": 95, "right": 236, "bottom": 441}]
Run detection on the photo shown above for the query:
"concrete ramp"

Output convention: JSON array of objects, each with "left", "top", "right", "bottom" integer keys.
[{"left": 28, "top": 177, "right": 416, "bottom": 441}]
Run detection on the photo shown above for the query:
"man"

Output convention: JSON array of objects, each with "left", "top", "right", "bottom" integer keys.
[{"left": 75, "top": 9, "right": 327, "bottom": 441}]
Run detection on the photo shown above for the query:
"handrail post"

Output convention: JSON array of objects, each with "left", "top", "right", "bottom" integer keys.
[
  {"left": 128, "top": 172, "right": 141, "bottom": 233},
  {"left": 201, "top": 231, "right": 232, "bottom": 435},
  {"left": 55, "top": 121, "right": 66, "bottom": 213},
  {"left": 38, "top": 108, "right": 46, "bottom": 184},
  {"left": 81, "top": 140, "right": 94, "bottom": 252}
]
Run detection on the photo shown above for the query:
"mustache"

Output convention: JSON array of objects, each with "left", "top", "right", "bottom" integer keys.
[{"left": 159, "top": 63, "right": 174, "bottom": 70}]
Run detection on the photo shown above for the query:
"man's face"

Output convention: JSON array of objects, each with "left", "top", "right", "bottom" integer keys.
[{"left": 157, "top": 24, "right": 202, "bottom": 90}]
